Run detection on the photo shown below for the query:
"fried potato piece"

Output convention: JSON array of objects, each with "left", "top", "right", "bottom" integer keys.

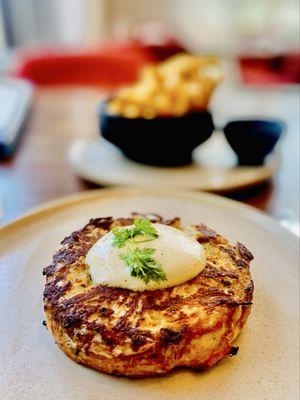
[{"left": 107, "top": 54, "right": 223, "bottom": 118}]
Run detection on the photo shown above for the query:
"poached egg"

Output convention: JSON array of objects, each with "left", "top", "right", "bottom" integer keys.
[{"left": 86, "top": 223, "right": 206, "bottom": 291}]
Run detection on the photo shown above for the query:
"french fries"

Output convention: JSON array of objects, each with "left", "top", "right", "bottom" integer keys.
[{"left": 107, "top": 53, "right": 223, "bottom": 118}]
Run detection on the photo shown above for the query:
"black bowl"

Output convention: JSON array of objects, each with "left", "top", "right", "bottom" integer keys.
[
  {"left": 99, "top": 102, "right": 214, "bottom": 166},
  {"left": 223, "top": 119, "right": 284, "bottom": 166}
]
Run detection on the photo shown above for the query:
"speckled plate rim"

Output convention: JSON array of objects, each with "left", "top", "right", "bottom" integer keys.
[{"left": 0, "top": 187, "right": 295, "bottom": 242}]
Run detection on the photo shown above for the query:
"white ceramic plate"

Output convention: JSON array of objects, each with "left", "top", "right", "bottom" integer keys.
[
  {"left": 68, "top": 134, "right": 279, "bottom": 192},
  {"left": 0, "top": 188, "right": 298, "bottom": 400}
]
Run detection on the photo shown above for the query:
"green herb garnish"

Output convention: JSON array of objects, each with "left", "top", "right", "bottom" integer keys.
[
  {"left": 112, "top": 218, "right": 158, "bottom": 248},
  {"left": 119, "top": 247, "right": 167, "bottom": 284}
]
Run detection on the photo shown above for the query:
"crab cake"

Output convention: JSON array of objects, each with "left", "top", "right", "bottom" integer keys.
[{"left": 43, "top": 214, "right": 254, "bottom": 377}]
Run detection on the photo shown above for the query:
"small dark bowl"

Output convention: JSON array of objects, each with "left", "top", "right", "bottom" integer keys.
[
  {"left": 223, "top": 119, "right": 284, "bottom": 166},
  {"left": 99, "top": 102, "right": 214, "bottom": 166}
]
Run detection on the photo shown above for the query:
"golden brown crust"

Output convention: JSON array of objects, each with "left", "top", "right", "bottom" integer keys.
[{"left": 43, "top": 214, "right": 254, "bottom": 377}]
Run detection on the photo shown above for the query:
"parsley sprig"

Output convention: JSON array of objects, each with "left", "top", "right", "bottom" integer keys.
[
  {"left": 112, "top": 218, "right": 166, "bottom": 284},
  {"left": 112, "top": 218, "right": 158, "bottom": 248},
  {"left": 119, "top": 247, "right": 167, "bottom": 284}
]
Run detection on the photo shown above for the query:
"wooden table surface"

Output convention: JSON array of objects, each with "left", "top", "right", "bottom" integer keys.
[{"left": 0, "top": 85, "right": 299, "bottom": 225}]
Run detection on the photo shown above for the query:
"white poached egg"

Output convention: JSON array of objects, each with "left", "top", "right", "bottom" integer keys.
[{"left": 86, "top": 223, "right": 206, "bottom": 291}]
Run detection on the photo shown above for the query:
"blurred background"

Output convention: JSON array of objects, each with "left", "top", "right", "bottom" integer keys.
[
  {"left": 0, "top": 0, "right": 299, "bottom": 53},
  {"left": 0, "top": 0, "right": 299, "bottom": 230}
]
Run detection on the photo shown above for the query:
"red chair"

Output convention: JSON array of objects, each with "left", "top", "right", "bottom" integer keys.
[
  {"left": 13, "top": 47, "right": 151, "bottom": 88},
  {"left": 239, "top": 53, "right": 300, "bottom": 85},
  {"left": 12, "top": 40, "right": 186, "bottom": 88}
]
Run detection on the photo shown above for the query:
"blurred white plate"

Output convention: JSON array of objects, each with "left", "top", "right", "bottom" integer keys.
[
  {"left": 68, "top": 133, "right": 279, "bottom": 191},
  {"left": 0, "top": 188, "right": 298, "bottom": 400}
]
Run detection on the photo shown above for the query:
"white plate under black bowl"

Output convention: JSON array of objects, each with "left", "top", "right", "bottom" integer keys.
[
  {"left": 68, "top": 133, "right": 279, "bottom": 192},
  {"left": 0, "top": 188, "right": 298, "bottom": 400}
]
